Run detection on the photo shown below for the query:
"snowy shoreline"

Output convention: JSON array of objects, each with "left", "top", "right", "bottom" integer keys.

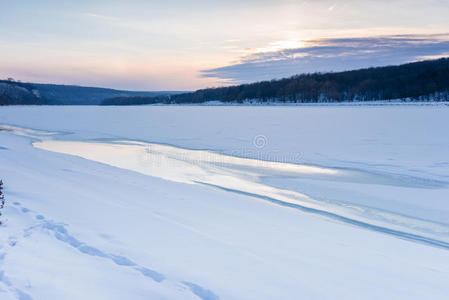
[
  {"left": 185, "top": 100, "right": 449, "bottom": 107},
  {"left": 3, "top": 100, "right": 449, "bottom": 107}
]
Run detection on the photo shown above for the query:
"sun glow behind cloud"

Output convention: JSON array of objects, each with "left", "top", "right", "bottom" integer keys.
[{"left": 251, "top": 39, "right": 309, "bottom": 54}]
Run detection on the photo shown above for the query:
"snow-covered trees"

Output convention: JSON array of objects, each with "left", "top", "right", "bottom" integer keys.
[{"left": 102, "top": 58, "right": 449, "bottom": 104}]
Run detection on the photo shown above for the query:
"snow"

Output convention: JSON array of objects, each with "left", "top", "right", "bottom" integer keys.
[{"left": 0, "top": 105, "right": 449, "bottom": 299}]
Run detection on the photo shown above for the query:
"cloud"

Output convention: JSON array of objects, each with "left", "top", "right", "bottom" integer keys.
[{"left": 201, "top": 34, "right": 449, "bottom": 83}]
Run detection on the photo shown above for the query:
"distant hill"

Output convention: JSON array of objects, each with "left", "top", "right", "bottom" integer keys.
[
  {"left": 0, "top": 80, "right": 180, "bottom": 105},
  {"left": 33, "top": 83, "right": 179, "bottom": 105},
  {"left": 102, "top": 58, "right": 449, "bottom": 105},
  {"left": 0, "top": 80, "right": 47, "bottom": 105}
]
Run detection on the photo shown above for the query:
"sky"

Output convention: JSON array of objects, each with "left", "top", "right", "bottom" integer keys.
[{"left": 1, "top": 0, "right": 449, "bottom": 91}]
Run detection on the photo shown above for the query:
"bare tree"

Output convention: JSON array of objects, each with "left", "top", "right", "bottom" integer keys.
[{"left": 0, "top": 180, "right": 5, "bottom": 225}]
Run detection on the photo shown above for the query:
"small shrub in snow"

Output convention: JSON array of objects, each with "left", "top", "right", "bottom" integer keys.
[{"left": 0, "top": 180, "right": 5, "bottom": 225}]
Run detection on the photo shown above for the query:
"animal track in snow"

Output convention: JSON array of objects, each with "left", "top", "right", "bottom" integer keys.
[{"left": 4, "top": 200, "right": 219, "bottom": 300}]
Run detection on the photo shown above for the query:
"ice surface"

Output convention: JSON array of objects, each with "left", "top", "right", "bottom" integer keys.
[
  {"left": 32, "top": 138, "right": 449, "bottom": 248},
  {"left": 0, "top": 105, "right": 449, "bottom": 299}
]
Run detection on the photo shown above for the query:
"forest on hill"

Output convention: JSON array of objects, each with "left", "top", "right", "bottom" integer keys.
[
  {"left": 102, "top": 58, "right": 449, "bottom": 105},
  {"left": 0, "top": 80, "right": 178, "bottom": 105}
]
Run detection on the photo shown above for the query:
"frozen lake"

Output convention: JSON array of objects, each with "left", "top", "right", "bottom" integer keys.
[{"left": 1, "top": 105, "right": 449, "bottom": 299}]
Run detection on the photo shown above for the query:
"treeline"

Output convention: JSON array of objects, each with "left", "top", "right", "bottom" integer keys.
[{"left": 102, "top": 58, "right": 449, "bottom": 105}]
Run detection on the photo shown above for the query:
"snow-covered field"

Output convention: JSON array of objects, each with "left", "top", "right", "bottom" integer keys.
[{"left": 0, "top": 105, "right": 449, "bottom": 299}]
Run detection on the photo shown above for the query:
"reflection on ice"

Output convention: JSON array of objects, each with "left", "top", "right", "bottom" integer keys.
[
  {"left": 32, "top": 138, "right": 449, "bottom": 249},
  {"left": 0, "top": 124, "right": 61, "bottom": 139}
]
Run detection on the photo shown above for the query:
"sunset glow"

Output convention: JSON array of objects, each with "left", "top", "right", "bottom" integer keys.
[{"left": 1, "top": 0, "right": 449, "bottom": 90}]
